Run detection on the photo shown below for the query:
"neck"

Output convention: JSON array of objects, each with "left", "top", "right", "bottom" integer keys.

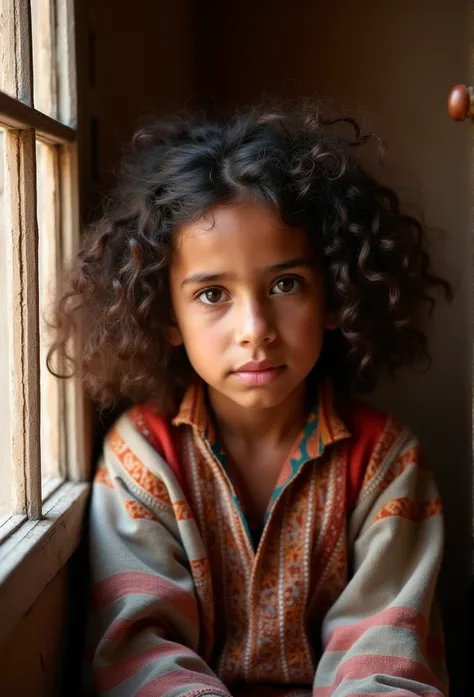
[{"left": 208, "top": 382, "right": 308, "bottom": 452}]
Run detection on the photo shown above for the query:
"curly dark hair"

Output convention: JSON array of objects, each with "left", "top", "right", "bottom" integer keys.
[{"left": 47, "top": 102, "right": 452, "bottom": 411}]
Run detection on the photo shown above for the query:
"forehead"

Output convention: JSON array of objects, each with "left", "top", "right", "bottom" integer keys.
[{"left": 172, "top": 200, "right": 311, "bottom": 272}]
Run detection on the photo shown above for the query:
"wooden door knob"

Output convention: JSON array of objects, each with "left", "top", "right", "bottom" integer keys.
[{"left": 448, "top": 84, "right": 473, "bottom": 121}]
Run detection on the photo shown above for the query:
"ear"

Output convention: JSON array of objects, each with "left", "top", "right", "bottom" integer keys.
[
  {"left": 167, "top": 325, "right": 183, "bottom": 347},
  {"left": 325, "top": 311, "right": 338, "bottom": 331}
]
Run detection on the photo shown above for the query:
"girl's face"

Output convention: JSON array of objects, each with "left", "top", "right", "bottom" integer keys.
[{"left": 169, "top": 199, "right": 332, "bottom": 412}]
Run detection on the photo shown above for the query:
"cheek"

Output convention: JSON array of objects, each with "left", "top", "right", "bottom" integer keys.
[
  {"left": 178, "top": 312, "right": 229, "bottom": 358},
  {"left": 277, "top": 297, "right": 326, "bottom": 345}
]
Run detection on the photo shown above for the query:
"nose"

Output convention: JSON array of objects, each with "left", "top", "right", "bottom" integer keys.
[{"left": 234, "top": 297, "right": 276, "bottom": 347}]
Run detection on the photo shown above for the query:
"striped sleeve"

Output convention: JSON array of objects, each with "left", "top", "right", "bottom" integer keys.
[
  {"left": 314, "top": 421, "right": 449, "bottom": 696},
  {"left": 86, "top": 414, "right": 230, "bottom": 697}
]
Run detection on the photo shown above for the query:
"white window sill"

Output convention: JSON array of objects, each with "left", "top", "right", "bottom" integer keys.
[{"left": 0, "top": 481, "right": 89, "bottom": 645}]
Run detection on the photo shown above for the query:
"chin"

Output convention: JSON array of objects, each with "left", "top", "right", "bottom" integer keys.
[{"left": 231, "top": 386, "right": 291, "bottom": 411}]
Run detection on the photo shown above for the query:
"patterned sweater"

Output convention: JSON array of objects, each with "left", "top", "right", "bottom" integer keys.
[{"left": 86, "top": 380, "right": 448, "bottom": 697}]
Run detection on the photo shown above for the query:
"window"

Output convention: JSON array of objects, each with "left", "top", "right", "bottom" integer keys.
[
  {"left": 0, "top": 0, "right": 88, "bottom": 641},
  {"left": 0, "top": 127, "right": 12, "bottom": 520}
]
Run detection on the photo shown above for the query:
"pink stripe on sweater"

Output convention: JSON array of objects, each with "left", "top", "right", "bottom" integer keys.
[
  {"left": 95, "top": 642, "right": 197, "bottom": 692},
  {"left": 313, "top": 654, "right": 446, "bottom": 697},
  {"left": 93, "top": 572, "right": 198, "bottom": 626},
  {"left": 325, "top": 606, "right": 445, "bottom": 661},
  {"left": 103, "top": 614, "right": 171, "bottom": 645},
  {"left": 135, "top": 668, "right": 230, "bottom": 697}
]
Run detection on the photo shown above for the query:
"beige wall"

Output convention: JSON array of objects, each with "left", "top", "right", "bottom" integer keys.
[
  {"left": 79, "top": 0, "right": 197, "bottom": 209},
  {"left": 200, "top": 0, "right": 472, "bottom": 687}
]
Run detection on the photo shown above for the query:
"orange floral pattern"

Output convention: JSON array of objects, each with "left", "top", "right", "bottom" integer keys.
[
  {"left": 173, "top": 500, "right": 194, "bottom": 521},
  {"left": 374, "top": 496, "right": 442, "bottom": 523},
  {"left": 189, "top": 436, "right": 253, "bottom": 681},
  {"left": 95, "top": 463, "right": 114, "bottom": 488},
  {"left": 108, "top": 427, "right": 172, "bottom": 508},
  {"left": 373, "top": 444, "right": 421, "bottom": 494},
  {"left": 359, "top": 418, "right": 402, "bottom": 493},
  {"left": 123, "top": 499, "right": 157, "bottom": 521},
  {"left": 179, "top": 422, "right": 351, "bottom": 685}
]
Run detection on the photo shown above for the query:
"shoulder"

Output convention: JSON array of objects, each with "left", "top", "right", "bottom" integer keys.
[
  {"left": 107, "top": 403, "right": 186, "bottom": 492},
  {"left": 336, "top": 398, "right": 416, "bottom": 510},
  {"left": 95, "top": 404, "right": 186, "bottom": 512},
  {"left": 100, "top": 405, "right": 169, "bottom": 476},
  {"left": 337, "top": 398, "right": 403, "bottom": 455},
  {"left": 103, "top": 403, "right": 175, "bottom": 456},
  {"left": 127, "top": 403, "right": 176, "bottom": 457}
]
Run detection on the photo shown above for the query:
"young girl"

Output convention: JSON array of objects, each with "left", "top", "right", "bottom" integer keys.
[{"left": 50, "top": 103, "right": 451, "bottom": 697}]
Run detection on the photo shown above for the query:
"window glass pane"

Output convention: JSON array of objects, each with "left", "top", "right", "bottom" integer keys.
[
  {"left": 36, "top": 139, "right": 65, "bottom": 487},
  {"left": 0, "top": 129, "right": 13, "bottom": 518},
  {"left": 56, "top": 0, "right": 77, "bottom": 126},
  {"left": 31, "top": 0, "right": 58, "bottom": 119}
]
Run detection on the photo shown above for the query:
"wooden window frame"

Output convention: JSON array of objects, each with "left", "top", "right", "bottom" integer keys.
[{"left": 0, "top": 0, "right": 89, "bottom": 642}]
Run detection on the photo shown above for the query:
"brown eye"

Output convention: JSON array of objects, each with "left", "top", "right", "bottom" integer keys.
[
  {"left": 271, "top": 277, "right": 301, "bottom": 295},
  {"left": 197, "top": 288, "right": 227, "bottom": 305}
]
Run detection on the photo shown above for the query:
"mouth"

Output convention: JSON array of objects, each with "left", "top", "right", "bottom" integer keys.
[{"left": 232, "top": 361, "right": 286, "bottom": 387}]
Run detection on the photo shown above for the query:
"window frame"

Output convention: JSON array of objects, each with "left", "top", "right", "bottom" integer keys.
[{"left": 0, "top": 0, "right": 89, "bottom": 639}]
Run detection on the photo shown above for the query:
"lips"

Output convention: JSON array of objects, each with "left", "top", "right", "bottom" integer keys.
[
  {"left": 232, "top": 360, "right": 285, "bottom": 387},
  {"left": 236, "top": 360, "right": 281, "bottom": 372}
]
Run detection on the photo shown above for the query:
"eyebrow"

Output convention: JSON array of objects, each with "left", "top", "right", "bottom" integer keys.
[{"left": 181, "top": 257, "right": 313, "bottom": 287}]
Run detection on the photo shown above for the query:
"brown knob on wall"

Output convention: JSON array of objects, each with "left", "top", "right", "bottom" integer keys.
[{"left": 448, "top": 84, "right": 474, "bottom": 121}]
